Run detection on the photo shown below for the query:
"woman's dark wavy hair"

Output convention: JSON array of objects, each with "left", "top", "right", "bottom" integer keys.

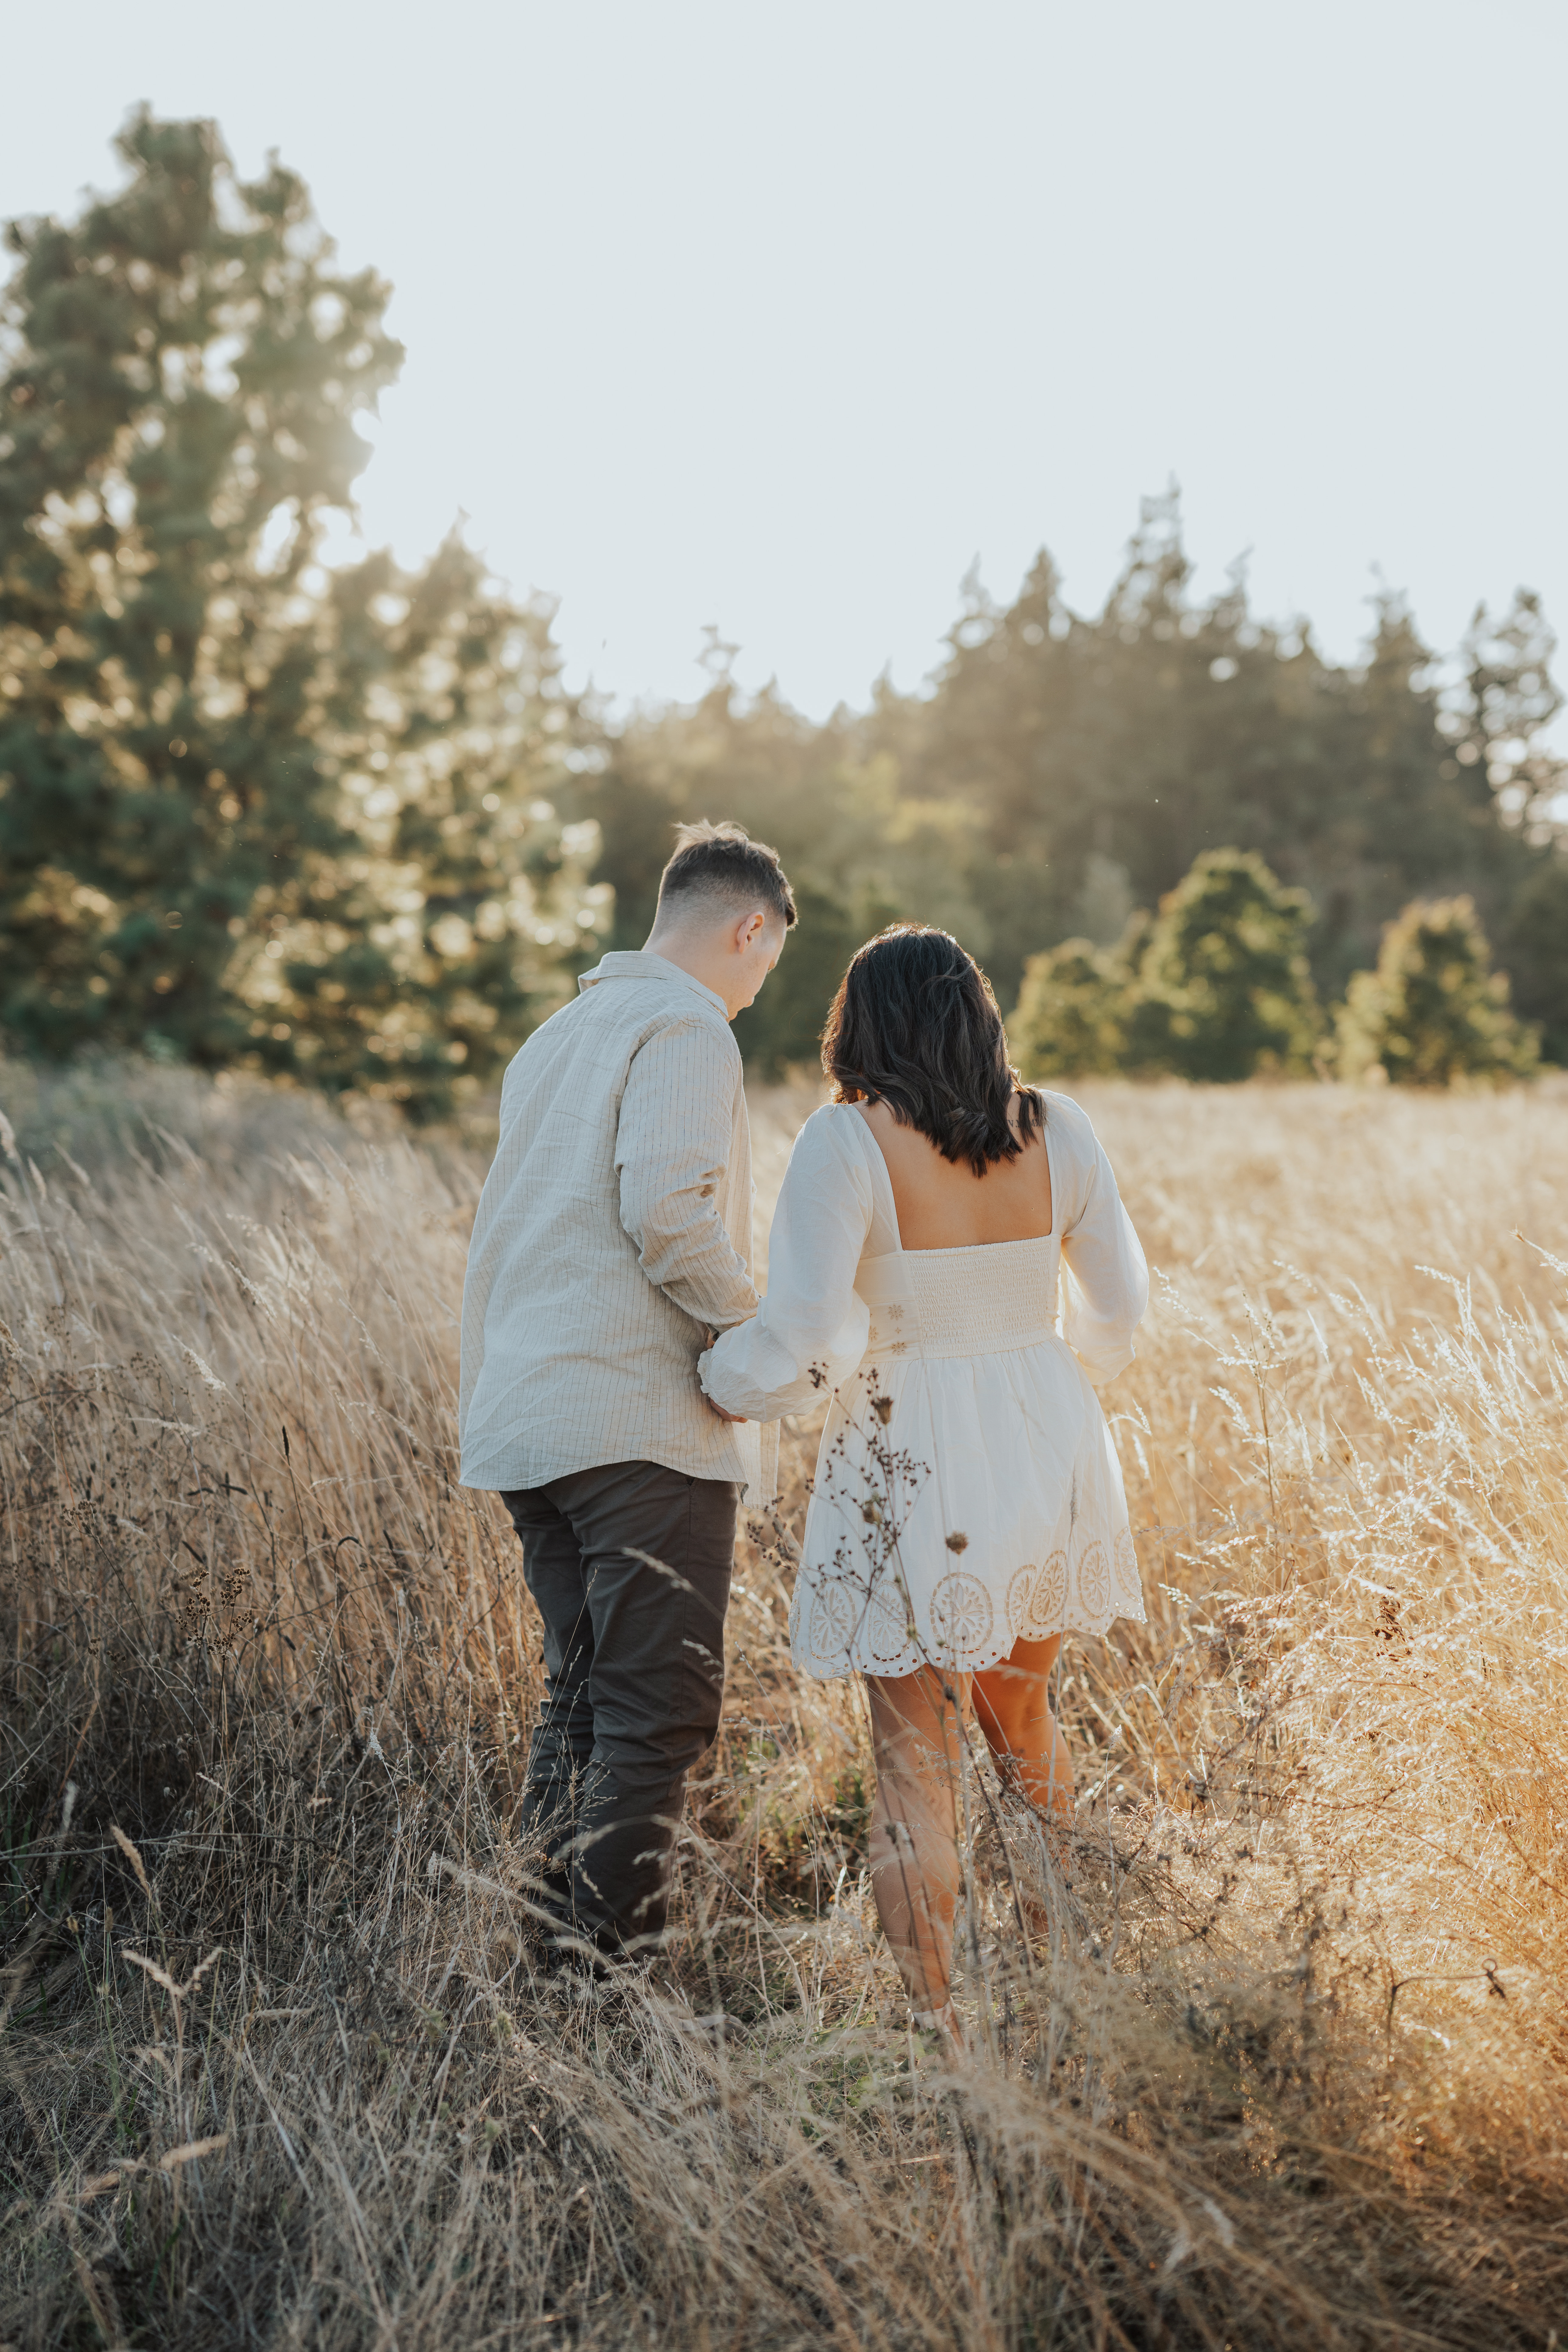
[{"left": 821, "top": 925, "right": 1043, "bottom": 1176}]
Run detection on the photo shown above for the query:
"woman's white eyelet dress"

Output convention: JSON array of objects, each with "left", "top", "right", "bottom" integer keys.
[{"left": 700, "top": 1095, "right": 1149, "bottom": 1681}]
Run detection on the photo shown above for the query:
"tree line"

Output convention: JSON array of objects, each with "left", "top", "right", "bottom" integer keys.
[
  {"left": 3, "top": 114, "right": 1565, "bottom": 1114},
  {"left": 1009, "top": 849, "right": 1534, "bottom": 1088},
  {"left": 587, "top": 519, "right": 1566, "bottom": 1081}
]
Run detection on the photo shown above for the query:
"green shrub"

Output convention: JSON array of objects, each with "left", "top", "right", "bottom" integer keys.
[
  {"left": 1337, "top": 898, "right": 1538, "bottom": 1086},
  {"left": 1009, "top": 939, "right": 1132, "bottom": 1078},
  {"left": 1127, "top": 849, "right": 1321, "bottom": 1081}
]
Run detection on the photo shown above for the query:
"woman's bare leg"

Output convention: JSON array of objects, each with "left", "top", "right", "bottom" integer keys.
[
  {"left": 972, "top": 1634, "right": 1073, "bottom": 1819},
  {"left": 865, "top": 1667, "right": 969, "bottom": 2024}
]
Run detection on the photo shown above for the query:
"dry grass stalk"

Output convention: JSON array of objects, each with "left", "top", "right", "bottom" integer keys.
[{"left": 1, "top": 1071, "right": 1566, "bottom": 2347}]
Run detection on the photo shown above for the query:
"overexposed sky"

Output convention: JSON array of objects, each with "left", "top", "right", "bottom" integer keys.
[{"left": 4, "top": 0, "right": 1566, "bottom": 729}]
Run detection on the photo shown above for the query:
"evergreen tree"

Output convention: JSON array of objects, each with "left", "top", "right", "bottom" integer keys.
[
  {"left": 1307, "top": 593, "right": 1487, "bottom": 994},
  {"left": 1127, "top": 849, "right": 1321, "bottom": 1081},
  {"left": 1499, "top": 851, "right": 1568, "bottom": 1067},
  {"left": 254, "top": 535, "right": 606, "bottom": 1109},
  {"left": 580, "top": 666, "right": 963, "bottom": 1072},
  {"left": 1336, "top": 898, "right": 1537, "bottom": 1086},
  {"left": 868, "top": 498, "right": 1567, "bottom": 1043},
  {"left": 1448, "top": 593, "right": 1568, "bottom": 1053},
  {"left": 1453, "top": 590, "right": 1564, "bottom": 833},
  {"left": 887, "top": 496, "right": 1353, "bottom": 1009},
  {"left": 522, "top": 491, "right": 1568, "bottom": 1072},
  {"left": 0, "top": 111, "right": 594, "bottom": 1109},
  {"left": 1009, "top": 939, "right": 1131, "bottom": 1078},
  {"left": 731, "top": 881, "right": 892, "bottom": 1077}
]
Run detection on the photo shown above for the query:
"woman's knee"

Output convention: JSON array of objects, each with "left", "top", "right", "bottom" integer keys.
[
  {"left": 870, "top": 1697, "right": 963, "bottom": 1787},
  {"left": 873, "top": 1735, "right": 960, "bottom": 1830}
]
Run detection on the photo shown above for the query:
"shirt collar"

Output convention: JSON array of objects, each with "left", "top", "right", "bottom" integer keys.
[{"left": 577, "top": 948, "right": 730, "bottom": 1020}]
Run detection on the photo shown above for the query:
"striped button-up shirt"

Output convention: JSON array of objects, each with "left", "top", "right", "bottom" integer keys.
[{"left": 458, "top": 951, "right": 769, "bottom": 1499}]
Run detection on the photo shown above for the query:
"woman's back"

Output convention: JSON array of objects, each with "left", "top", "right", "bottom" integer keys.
[{"left": 858, "top": 1095, "right": 1053, "bottom": 1251}]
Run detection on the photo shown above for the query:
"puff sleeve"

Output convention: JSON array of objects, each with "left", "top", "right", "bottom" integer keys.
[
  {"left": 1049, "top": 1095, "right": 1149, "bottom": 1385},
  {"left": 699, "top": 1108, "right": 874, "bottom": 1421}
]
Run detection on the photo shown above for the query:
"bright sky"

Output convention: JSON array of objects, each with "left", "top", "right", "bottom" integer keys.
[{"left": 4, "top": 0, "right": 1566, "bottom": 732}]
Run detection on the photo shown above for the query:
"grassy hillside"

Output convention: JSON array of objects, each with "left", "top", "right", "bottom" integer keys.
[{"left": 2, "top": 1070, "right": 1565, "bottom": 2348}]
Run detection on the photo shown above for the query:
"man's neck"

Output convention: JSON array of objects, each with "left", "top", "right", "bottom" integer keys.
[{"left": 643, "top": 930, "right": 730, "bottom": 1010}]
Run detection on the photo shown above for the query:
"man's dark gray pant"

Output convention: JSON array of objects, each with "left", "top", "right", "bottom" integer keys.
[{"left": 502, "top": 1460, "right": 737, "bottom": 1958}]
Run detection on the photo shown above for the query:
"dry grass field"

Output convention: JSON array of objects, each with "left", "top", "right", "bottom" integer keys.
[{"left": 2, "top": 1064, "right": 1566, "bottom": 2350}]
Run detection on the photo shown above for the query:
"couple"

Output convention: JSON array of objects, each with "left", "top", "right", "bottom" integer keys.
[{"left": 457, "top": 820, "right": 1147, "bottom": 2030}]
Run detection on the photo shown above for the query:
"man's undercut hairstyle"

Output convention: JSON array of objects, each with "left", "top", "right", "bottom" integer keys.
[{"left": 655, "top": 819, "right": 797, "bottom": 933}]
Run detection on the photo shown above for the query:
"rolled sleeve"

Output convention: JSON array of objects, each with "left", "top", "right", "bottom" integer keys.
[{"left": 617, "top": 1018, "right": 760, "bottom": 1330}]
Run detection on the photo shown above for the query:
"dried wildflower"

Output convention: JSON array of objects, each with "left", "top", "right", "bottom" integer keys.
[
  {"left": 944, "top": 1530, "right": 969, "bottom": 1554},
  {"left": 873, "top": 1395, "right": 893, "bottom": 1425}
]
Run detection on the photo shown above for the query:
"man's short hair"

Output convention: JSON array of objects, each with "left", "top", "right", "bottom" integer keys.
[{"left": 656, "top": 819, "right": 798, "bottom": 932}]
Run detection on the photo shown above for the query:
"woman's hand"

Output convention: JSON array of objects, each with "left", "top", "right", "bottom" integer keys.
[{"left": 701, "top": 1330, "right": 747, "bottom": 1422}]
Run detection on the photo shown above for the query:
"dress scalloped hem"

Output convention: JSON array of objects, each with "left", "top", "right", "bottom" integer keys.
[{"left": 787, "top": 1263, "right": 1145, "bottom": 1684}]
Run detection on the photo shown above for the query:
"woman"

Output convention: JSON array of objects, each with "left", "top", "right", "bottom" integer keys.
[{"left": 701, "top": 925, "right": 1148, "bottom": 2035}]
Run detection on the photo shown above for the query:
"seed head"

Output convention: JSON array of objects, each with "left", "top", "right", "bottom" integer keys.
[{"left": 945, "top": 1530, "right": 969, "bottom": 1554}]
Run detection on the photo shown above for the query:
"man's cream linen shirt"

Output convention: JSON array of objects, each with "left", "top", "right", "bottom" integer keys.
[{"left": 458, "top": 951, "right": 770, "bottom": 1502}]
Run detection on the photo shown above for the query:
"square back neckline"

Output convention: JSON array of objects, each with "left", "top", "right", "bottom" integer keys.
[{"left": 846, "top": 1101, "right": 1059, "bottom": 1260}]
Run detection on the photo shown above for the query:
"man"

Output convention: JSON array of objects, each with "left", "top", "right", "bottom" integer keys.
[{"left": 458, "top": 819, "right": 794, "bottom": 1962}]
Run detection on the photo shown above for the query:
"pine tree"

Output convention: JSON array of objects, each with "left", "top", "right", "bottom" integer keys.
[
  {"left": 1310, "top": 592, "right": 1487, "bottom": 994},
  {"left": 1454, "top": 590, "right": 1564, "bottom": 833},
  {"left": 1336, "top": 898, "right": 1537, "bottom": 1086},
  {"left": 0, "top": 111, "right": 595, "bottom": 1109},
  {"left": 1127, "top": 849, "right": 1321, "bottom": 1081},
  {"left": 867, "top": 498, "right": 1568, "bottom": 1040},
  {"left": 587, "top": 667, "right": 962, "bottom": 1073},
  {"left": 731, "top": 881, "right": 893, "bottom": 1078},
  {"left": 1499, "top": 851, "right": 1568, "bottom": 1067},
  {"left": 1008, "top": 939, "right": 1131, "bottom": 1078}
]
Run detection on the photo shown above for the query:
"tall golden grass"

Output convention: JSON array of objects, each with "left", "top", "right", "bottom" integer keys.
[{"left": 2, "top": 1065, "right": 1566, "bottom": 2348}]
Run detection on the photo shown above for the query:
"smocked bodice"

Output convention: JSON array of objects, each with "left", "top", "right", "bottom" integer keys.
[{"left": 855, "top": 1235, "right": 1060, "bottom": 1362}]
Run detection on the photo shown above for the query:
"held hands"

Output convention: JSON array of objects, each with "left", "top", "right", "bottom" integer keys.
[{"left": 701, "top": 1329, "right": 747, "bottom": 1423}]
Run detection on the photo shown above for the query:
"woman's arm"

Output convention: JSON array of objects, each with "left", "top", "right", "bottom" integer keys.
[
  {"left": 700, "top": 1110, "right": 873, "bottom": 1421},
  {"left": 1053, "top": 1098, "right": 1149, "bottom": 1385}
]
